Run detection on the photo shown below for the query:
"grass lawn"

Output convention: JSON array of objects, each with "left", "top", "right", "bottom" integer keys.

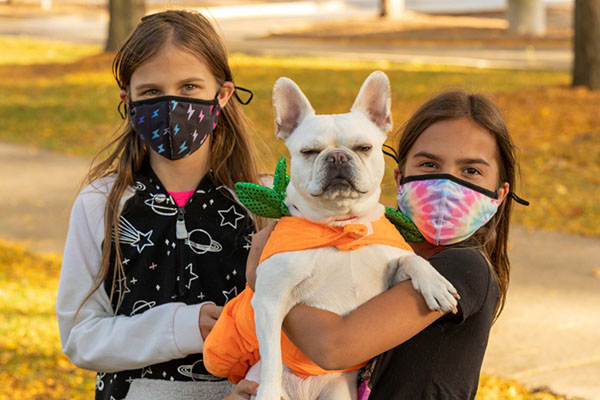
[
  {"left": 0, "top": 241, "right": 95, "bottom": 400},
  {"left": 0, "top": 38, "right": 598, "bottom": 237},
  {"left": 0, "top": 241, "right": 568, "bottom": 400},
  {"left": 0, "top": 35, "right": 102, "bottom": 66}
]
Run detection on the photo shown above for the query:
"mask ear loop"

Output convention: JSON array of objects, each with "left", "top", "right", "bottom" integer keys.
[
  {"left": 509, "top": 192, "right": 530, "bottom": 206},
  {"left": 233, "top": 86, "right": 254, "bottom": 105},
  {"left": 117, "top": 100, "right": 127, "bottom": 120},
  {"left": 382, "top": 144, "right": 399, "bottom": 163}
]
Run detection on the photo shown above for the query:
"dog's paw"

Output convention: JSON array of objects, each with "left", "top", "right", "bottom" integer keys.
[
  {"left": 400, "top": 255, "right": 460, "bottom": 314},
  {"left": 415, "top": 273, "right": 460, "bottom": 314}
]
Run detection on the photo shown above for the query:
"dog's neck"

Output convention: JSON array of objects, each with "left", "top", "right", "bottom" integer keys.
[{"left": 286, "top": 185, "right": 385, "bottom": 227}]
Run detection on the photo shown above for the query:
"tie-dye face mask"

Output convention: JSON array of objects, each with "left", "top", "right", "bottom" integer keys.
[
  {"left": 130, "top": 94, "right": 221, "bottom": 160},
  {"left": 397, "top": 174, "right": 500, "bottom": 246}
]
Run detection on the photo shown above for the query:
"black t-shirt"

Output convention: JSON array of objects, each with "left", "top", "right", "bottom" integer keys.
[{"left": 367, "top": 245, "right": 499, "bottom": 400}]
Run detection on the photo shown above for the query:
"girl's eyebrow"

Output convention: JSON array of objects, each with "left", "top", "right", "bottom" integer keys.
[
  {"left": 134, "top": 83, "right": 156, "bottom": 91},
  {"left": 412, "top": 151, "right": 442, "bottom": 161},
  {"left": 133, "top": 78, "right": 206, "bottom": 91},
  {"left": 413, "top": 152, "right": 490, "bottom": 167},
  {"left": 177, "top": 77, "right": 206, "bottom": 84},
  {"left": 456, "top": 157, "right": 491, "bottom": 166}
]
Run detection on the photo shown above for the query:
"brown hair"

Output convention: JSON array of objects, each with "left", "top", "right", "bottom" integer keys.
[
  {"left": 393, "top": 90, "right": 518, "bottom": 320},
  {"left": 81, "top": 10, "right": 263, "bottom": 312}
]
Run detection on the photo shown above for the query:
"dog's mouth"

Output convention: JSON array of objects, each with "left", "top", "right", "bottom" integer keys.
[
  {"left": 307, "top": 152, "right": 371, "bottom": 199},
  {"left": 312, "top": 176, "right": 367, "bottom": 198}
]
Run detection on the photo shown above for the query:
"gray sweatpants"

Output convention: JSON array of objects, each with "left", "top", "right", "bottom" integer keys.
[{"left": 125, "top": 378, "right": 234, "bottom": 400}]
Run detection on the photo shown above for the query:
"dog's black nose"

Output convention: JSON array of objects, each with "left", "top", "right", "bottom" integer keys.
[{"left": 326, "top": 151, "right": 348, "bottom": 165}]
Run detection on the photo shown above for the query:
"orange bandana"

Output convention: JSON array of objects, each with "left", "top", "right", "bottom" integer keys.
[
  {"left": 259, "top": 215, "right": 413, "bottom": 263},
  {"left": 203, "top": 215, "right": 412, "bottom": 383}
]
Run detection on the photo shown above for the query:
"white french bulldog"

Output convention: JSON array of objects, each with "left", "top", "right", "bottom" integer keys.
[{"left": 249, "top": 71, "right": 458, "bottom": 400}]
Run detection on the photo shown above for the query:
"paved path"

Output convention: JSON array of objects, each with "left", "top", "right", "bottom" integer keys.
[
  {"left": 0, "top": 0, "right": 573, "bottom": 70},
  {"left": 1, "top": 141, "right": 599, "bottom": 399},
  {"left": 483, "top": 228, "right": 600, "bottom": 400},
  {"left": 0, "top": 142, "right": 90, "bottom": 253}
]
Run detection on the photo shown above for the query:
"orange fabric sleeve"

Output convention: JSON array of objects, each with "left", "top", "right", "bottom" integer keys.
[
  {"left": 203, "top": 285, "right": 365, "bottom": 382},
  {"left": 203, "top": 286, "right": 260, "bottom": 384}
]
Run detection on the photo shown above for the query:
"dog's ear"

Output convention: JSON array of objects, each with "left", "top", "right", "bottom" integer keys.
[
  {"left": 273, "top": 77, "right": 315, "bottom": 140},
  {"left": 351, "top": 71, "right": 392, "bottom": 133}
]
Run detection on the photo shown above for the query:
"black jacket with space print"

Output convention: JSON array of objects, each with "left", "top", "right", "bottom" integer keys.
[{"left": 96, "top": 163, "right": 254, "bottom": 400}]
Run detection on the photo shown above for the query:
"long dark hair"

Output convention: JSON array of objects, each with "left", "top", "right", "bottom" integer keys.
[
  {"left": 80, "top": 10, "right": 263, "bottom": 313},
  {"left": 393, "top": 90, "right": 518, "bottom": 320}
]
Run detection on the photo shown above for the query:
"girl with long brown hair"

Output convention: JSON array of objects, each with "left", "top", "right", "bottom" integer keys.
[
  {"left": 57, "top": 10, "right": 263, "bottom": 399},
  {"left": 231, "top": 89, "right": 529, "bottom": 399}
]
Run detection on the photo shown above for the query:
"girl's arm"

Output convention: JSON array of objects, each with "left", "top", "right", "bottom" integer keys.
[
  {"left": 246, "top": 222, "right": 446, "bottom": 370},
  {"left": 282, "top": 281, "right": 445, "bottom": 370},
  {"left": 56, "top": 183, "right": 211, "bottom": 371}
]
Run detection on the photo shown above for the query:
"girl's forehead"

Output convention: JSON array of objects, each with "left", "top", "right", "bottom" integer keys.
[
  {"left": 410, "top": 118, "right": 499, "bottom": 163},
  {"left": 131, "top": 42, "right": 214, "bottom": 83}
]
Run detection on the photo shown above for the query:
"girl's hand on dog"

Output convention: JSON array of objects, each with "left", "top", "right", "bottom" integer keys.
[
  {"left": 223, "top": 379, "right": 259, "bottom": 399},
  {"left": 199, "top": 303, "right": 224, "bottom": 340},
  {"left": 246, "top": 220, "right": 277, "bottom": 290}
]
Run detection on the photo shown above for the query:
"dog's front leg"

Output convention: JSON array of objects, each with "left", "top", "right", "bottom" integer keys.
[
  {"left": 252, "top": 253, "right": 314, "bottom": 400},
  {"left": 392, "top": 253, "right": 459, "bottom": 314}
]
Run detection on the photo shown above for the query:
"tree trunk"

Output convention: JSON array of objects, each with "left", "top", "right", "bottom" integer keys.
[
  {"left": 105, "top": 0, "right": 146, "bottom": 52},
  {"left": 380, "top": 0, "right": 405, "bottom": 19},
  {"left": 572, "top": 0, "right": 600, "bottom": 90},
  {"left": 507, "top": 0, "right": 546, "bottom": 36}
]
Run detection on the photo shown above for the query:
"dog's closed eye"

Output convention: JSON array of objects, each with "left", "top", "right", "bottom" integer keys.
[
  {"left": 300, "top": 148, "right": 321, "bottom": 156},
  {"left": 354, "top": 145, "right": 372, "bottom": 153}
]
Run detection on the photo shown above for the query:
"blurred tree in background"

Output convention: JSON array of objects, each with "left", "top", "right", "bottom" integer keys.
[
  {"left": 572, "top": 0, "right": 600, "bottom": 90},
  {"left": 105, "top": 0, "right": 145, "bottom": 52}
]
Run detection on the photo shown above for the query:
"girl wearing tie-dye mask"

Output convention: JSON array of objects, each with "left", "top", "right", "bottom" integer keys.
[
  {"left": 57, "top": 10, "right": 265, "bottom": 400},
  {"left": 235, "top": 90, "right": 529, "bottom": 400}
]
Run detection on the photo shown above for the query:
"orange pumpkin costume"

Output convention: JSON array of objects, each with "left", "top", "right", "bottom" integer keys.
[{"left": 203, "top": 215, "right": 413, "bottom": 383}]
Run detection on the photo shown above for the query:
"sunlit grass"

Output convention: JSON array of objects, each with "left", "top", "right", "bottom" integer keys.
[
  {"left": 0, "top": 35, "right": 101, "bottom": 66},
  {"left": 0, "top": 241, "right": 567, "bottom": 399},
  {"left": 0, "top": 37, "right": 598, "bottom": 237},
  {"left": 0, "top": 241, "right": 95, "bottom": 400},
  {"left": 477, "top": 376, "right": 568, "bottom": 400}
]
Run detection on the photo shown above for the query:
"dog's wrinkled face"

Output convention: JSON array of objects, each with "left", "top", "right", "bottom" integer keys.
[
  {"left": 285, "top": 113, "right": 383, "bottom": 201},
  {"left": 273, "top": 71, "right": 393, "bottom": 222}
]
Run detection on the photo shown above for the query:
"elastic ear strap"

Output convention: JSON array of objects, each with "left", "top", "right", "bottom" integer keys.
[
  {"left": 382, "top": 144, "right": 399, "bottom": 163},
  {"left": 509, "top": 191, "right": 530, "bottom": 206},
  {"left": 117, "top": 101, "right": 127, "bottom": 120},
  {"left": 233, "top": 86, "right": 254, "bottom": 105}
]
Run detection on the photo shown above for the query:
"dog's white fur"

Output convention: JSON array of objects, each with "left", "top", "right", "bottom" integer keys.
[{"left": 250, "top": 72, "right": 458, "bottom": 400}]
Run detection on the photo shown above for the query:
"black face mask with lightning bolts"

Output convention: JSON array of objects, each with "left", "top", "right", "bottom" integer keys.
[{"left": 129, "top": 94, "right": 221, "bottom": 161}]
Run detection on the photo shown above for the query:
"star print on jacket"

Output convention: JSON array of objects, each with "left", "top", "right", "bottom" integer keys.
[
  {"left": 222, "top": 286, "right": 238, "bottom": 304},
  {"left": 115, "top": 216, "right": 154, "bottom": 253},
  {"left": 96, "top": 161, "right": 255, "bottom": 400},
  {"left": 185, "top": 263, "right": 198, "bottom": 289},
  {"left": 218, "top": 205, "right": 246, "bottom": 229}
]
